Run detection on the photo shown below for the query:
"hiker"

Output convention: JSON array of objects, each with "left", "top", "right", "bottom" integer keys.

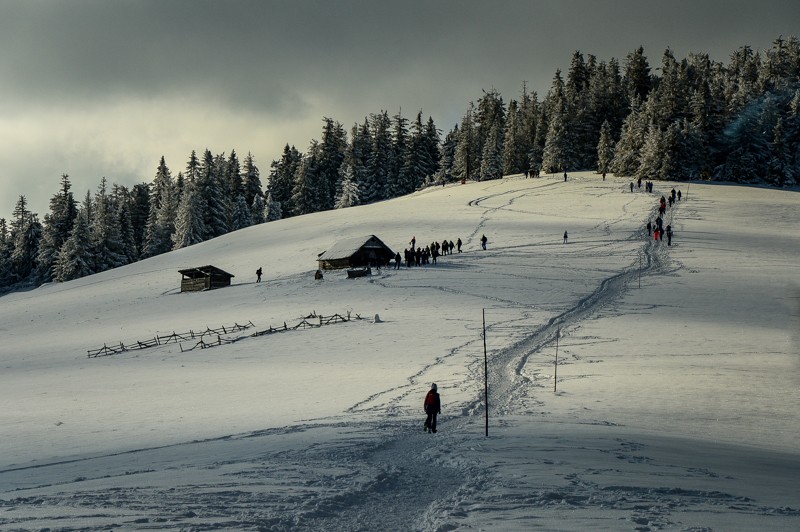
[
  {"left": 646, "top": 221, "right": 652, "bottom": 236},
  {"left": 457, "top": 238, "right": 462, "bottom": 253},
  {"left": 564, "top": 171, "right": 568, "bottom": 182},
  {"left": 677, "top": 190, "right": 682, "bottom": 201},
  {"left": 448, "top": 240, "right": 455, "bottom": 254},
  {"left": 394, "top": 251, "right": 401, "bottom": 270},
  {"left": 666, "top": 225, "right": 673, "bottom": 246},
  {"left": 480, "top": 234, "right": 488, "bottom": 250},
  {"left": 256, "top": 267, "right": 262, "bottom": 283},
  {"left": 410, "top": 235, "right": 416, "bottom": 249},
  {"left": 630, "top": 182, "right": 634, "bottom": 193},
  {"left": 423, "top": 383, "right": 441, "bottom": 433},
  {"left": 563, "top": 230, "right": 568, "bottom": 244},
  {"left": 602, "top": 171, "right": 606, "bottom": 181},
  {"left": 314, "top": 269, "right": 323, "bottom": 280}
]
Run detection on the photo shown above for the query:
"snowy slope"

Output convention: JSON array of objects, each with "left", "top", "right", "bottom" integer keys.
[{"left": 1, "top": 173, "right": 798, "bottom": 530}]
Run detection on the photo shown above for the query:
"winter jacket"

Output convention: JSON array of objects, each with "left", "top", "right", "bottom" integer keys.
[{"left": 424, "top": 390, "right": 440, "bottom": 415}]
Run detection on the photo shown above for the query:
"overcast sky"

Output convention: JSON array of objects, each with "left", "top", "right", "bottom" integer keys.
[{"left": 1, "top": 0, "right": 799, "bottom": 221}]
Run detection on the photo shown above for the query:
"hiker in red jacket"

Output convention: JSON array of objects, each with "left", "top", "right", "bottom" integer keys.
[{"left": 423, "top": 383, "right": 441, "bottom": 433}]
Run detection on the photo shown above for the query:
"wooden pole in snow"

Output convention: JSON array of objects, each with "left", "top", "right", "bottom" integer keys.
[
  {"left": 554, "top": 328, "right": 560, "bottom": 393},
  {"left": 483, "top": 308, "right": 489, "bottom": 437}
]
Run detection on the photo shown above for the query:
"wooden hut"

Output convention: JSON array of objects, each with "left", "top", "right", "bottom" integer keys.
[
  {"left": 317, "top": 235, "right": 395, "bottom": 270},
  {"left": 178, "top": 265, "right": 235, "bottom": 292}
]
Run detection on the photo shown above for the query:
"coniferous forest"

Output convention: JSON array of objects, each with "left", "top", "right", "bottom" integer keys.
[{"left": 2, "top": 37, "right": 799, "bottom": 290}]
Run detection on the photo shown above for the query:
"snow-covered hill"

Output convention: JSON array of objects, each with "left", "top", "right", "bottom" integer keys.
[{"left": 1, "top": 173, "right": 798, "bottom": 530}]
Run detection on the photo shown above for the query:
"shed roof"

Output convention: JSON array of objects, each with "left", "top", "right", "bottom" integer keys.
[
  {"left": 178, "top": 265, "right": 235, "bottom": 278},
  {"left": 317, "top": 235, "right": 393, "bottom": 261}
]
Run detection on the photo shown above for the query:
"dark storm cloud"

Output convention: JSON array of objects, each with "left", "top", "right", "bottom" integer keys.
[{"left": 2, "top": 0, "right": 798, "bottom": 114}]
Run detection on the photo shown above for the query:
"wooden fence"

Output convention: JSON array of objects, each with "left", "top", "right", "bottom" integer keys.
[
  {"left": 87, "top": 322, "right": 255, "bottom": 358},
  {"left": 87, "top": 312, "right": 364, "bottom": 357}
]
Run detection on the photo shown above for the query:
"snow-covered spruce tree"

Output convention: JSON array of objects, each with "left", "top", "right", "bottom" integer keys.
[
  {"left": 317, "top": 118, "right": 347, "bottom": 211},
  {"left": 565, "top": 51, "right": 597, "bottom": 169},
  {"left": 363, "top": 111, "right": 391, "bottom": 203},
  {"left": 0, "top": 219, "right": 12, "bottom": 288},
  {"left": 250, "top": 194, "right": 265, "bottom": 225},
  {"left": 172, "top": 177, "right": 206, "bottom": 250},
  {"left": 242, "top": 152, "right": 263, "bottom": 222},
  {"left": 610, "top": 97, "right": 647, "bottom": 176},
  {"left": 480, "top": 120, "right": 503, "bottom": 180},
  {"left": 388, "top": 111, "right": 409, "bottom": 197},
  {"left": 432, "top": 124, "right": 457, "bottom": 185},
  {"left": 128, "top": 183, "right": 150, "bottom": 257},
  {"left": 224, "top": 150, "right": 242, "bottom": 229},
  {"left": 198, "top": 149, "right": 228, "bottom": 239},
  {"left": 596, "top": 120, "right": 615, "bottom": 174},
  {"left": 231, "top": 194, "right": 252, "bottom": 231},
  {"left": 9, "top": 195, "right": 42, "bottom": 285},
  {"left": 622, "top": 45, "right": 652, "bottom": 105},
  {"left": 502, "top": 99, "right": 523, "bottom": 175},
  {"left": 267, "top": 144, "right": 301, "bottom": 219},
  {"left": 335, "top": 163, "right": 360, "bottom": 208},
  {"left": 54, "top": 208, "right": 93, "bottom": 282},
  {"left": 142, "top": 158, "right": 177, "bottom": 258},
  {"left": 475, "top": 89, "right": 506, "bottom": 179},
  {"left": 91, "top": 177, "right": 128, "bottom": 273},
  {"left": 453, "top": 103, "right": 478, "bottom": 181},
  {"left": 34, "top": 174, "right": 78, "bottom": 283},
  {"left": 113, "top": 184, "right": 138, "bottom": 264},
  {"left": 291, "top": 143, "right": 321, "bottom": 216},
  {"left": 263, "top": 189, "right": 282, "bottom": 222},
  {"left": 542, "top": 70, "right": 571, "bottom": 173},
  {"left": 422, "top": 115, "right": 442, "bottom": 181}
]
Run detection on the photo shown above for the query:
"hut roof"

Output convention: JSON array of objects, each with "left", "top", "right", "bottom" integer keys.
[
  {"left": 178, "top": 265, "right": 235, "bottom": 278},
  {"left": 317, "top": 235, "right": 394, "bottom": 262}
]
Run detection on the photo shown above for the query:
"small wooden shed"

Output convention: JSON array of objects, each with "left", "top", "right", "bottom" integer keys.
[
  {"left": 317, "top": 235, "right": 395, "bottom": 270},
  {"left": 178, "top": 265, "right": 235, "bottom": 292}
]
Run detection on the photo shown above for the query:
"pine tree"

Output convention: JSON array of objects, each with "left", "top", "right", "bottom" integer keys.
[
  {"left": 267, "top": 145, "right": 301, "bottom": 218},
  {"left": 172, "top": 177, "right": 206, "bottom": 249},
  {"left": 263, "top": 189, "right": 282, "bottom": 222},
  {"left": 242, "top": 152, "right": 263, "bottom": 221},
  {"left": 480, "top": 120, "right": 503, "bottom": 180},
  {"left": 454, "top": 103, "right": 478, "bottom": 181},
  {"left": 231, "top": 194, "right": 252, "bottom": 231},
  {"left": 0, "top": 219, "right": 12, "bottom": 287},
  {"left": 142, "top": 158, "right": 177, "bottom": 257},
  {"left": 363, "top": 111, "right": 391, "bottom": 203},
  {"left": 34, "top": 174, "right": 78, "bottom": 282},
  {"left": 596, "top": 120, "right": 615, "bottom": 174},
  {"left": 91, "top": 177, "right": 128, "bottom": 273},
  {"left": 291, "top": 144, "right": 320, "bottom": 215},
  {"left": 542, "top": 70, "right": 570, "bottom": 173},
  {"left": 198, "top": 149, "right": 228, "bottom": 238},
  {"left": 10, "top": 195, "right": 41, "bottom": 285},
  {"left": 129, "top": 183, "right": 151, "bottom": 257},
  {"left": 54, "top": 208, "right": 93, "bottom": 282},
  {"left": 335, "top": 163, "right": 360, "bottom": 209}
]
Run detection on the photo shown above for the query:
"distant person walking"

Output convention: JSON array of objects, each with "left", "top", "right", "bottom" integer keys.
[
  {"left": 423, "top": 383, "right": 441, "bottom": 433},
  {"left": 457, "top": 238, "right": 463, "bottom": 253},
  {"left": 394, "top": 251, "right": 401, "bottom": 270},
  {"left": 666, "top": 225, "right": 673, "bottom": 246},
  {"left": 563, "top": 230, "right": 568, "bottom": 244},
  {"left": 480, "top": 234, "right": 488, "bottom": 250},
  {"left": 256, "top": 267, "right": 262, "bottom": 283}
]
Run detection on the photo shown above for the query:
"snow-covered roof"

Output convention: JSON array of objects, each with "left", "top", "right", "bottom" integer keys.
[{"left": 317, "top": 235, "right": 392, "bottom": 261}]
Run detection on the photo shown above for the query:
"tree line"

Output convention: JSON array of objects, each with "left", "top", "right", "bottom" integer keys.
[{"left": 1, "top": 36, "right": 798, "bottom": 291}]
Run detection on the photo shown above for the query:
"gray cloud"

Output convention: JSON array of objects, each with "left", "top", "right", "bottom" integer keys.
[{"left": 1, "top": 0, "right": 799, "bottom": 219}]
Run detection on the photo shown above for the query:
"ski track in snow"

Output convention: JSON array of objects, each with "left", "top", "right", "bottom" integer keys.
[{"left": 2, "top": 179, "right": 798, "bottom": 531}]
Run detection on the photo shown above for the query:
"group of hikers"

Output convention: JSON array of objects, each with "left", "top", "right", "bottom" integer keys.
[
  {"left": 646, "top": 187, "right": 681, "bottom": 246},
  {"left": 397, "top": 235, "right": 464, "bottom": 268}
]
